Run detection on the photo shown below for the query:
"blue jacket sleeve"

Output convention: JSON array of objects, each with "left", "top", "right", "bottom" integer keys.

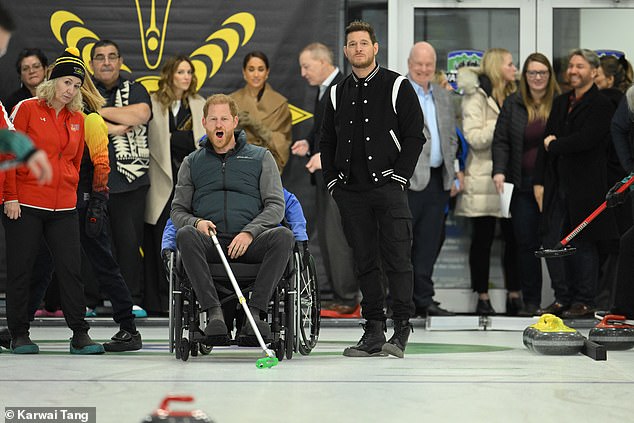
[
  {"left": 283, "top": 188, "right": 308, "bottom": 241},
  {"left": 161, "top": 218, "right": 178, "bottom": 252}
]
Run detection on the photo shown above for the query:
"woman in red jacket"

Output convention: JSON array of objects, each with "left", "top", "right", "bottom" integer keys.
[{"left": 3, "top": 48, "right": 104, "bottom": 355}]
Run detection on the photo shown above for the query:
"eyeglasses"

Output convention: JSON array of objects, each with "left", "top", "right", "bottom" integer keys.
[
  {"left": 526, "top": 70, "right": 549, "bottom": 79},
  {"left": 21, "top": 63, "right": 43, "bottom": 73},
  {"left": 92, "top": 53, "right": 120, "bottom": 63}
]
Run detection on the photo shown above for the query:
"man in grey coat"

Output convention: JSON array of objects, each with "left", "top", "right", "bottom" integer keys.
[
  {"left": 171, "top": 94, "right": 294, "bottom": 346},
  {"left": 407, "top": 42, "right": 459, "bottom": 317}
]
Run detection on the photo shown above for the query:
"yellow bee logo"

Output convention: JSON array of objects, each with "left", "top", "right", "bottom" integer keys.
[{"left": 50, "top": 2, "right": 312, "bottom": 125}]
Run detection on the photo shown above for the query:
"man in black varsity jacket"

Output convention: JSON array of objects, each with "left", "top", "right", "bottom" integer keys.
[{"left": 320, "top": 21, "right": 426, "bottom": 358}]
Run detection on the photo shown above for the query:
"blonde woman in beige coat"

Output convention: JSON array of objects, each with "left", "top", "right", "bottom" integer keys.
[
  {"left": 145, "top": 55, "right": 205, "bottom": 312},
  {"left": 456, "top": 48, "right": 521, "bottom": 315}
]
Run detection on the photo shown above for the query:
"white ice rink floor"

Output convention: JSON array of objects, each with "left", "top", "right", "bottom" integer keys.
[{"left": 1, "top": 319, "right": 634, "bottom": 423}]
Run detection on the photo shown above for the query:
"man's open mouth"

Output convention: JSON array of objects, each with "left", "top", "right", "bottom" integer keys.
[{"left": 216, "top": 131, "right": 224, "bottom": 138}]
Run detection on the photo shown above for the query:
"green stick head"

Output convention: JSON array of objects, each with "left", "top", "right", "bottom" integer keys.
[{"left": 256, "top": 357, "right": 279, "bottom": 369}]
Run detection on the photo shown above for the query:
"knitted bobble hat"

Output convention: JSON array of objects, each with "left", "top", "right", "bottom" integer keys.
[{"left": 49, "top": 47, "right": 86, "bottom": 84}]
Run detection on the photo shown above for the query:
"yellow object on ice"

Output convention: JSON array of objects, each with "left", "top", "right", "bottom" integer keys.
[{"left": 531, "top": 314, "right": 577, "bottom": 333}]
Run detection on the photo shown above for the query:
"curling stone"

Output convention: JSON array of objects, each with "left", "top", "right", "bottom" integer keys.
[
  {"left": 588, "top": 315, "right": 634, "bottom": 351},
  {"left": 524, "top": 314, "right": 585, "bottom": 355}
]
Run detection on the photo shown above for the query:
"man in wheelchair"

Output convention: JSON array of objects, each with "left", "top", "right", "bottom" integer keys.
[{"left": 170, "top": 94, "right": 294, "bottom": 347}]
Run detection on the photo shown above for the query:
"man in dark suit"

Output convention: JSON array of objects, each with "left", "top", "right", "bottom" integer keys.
[
  {"left": 291, "top": 42, "right": 360, "bottom": 317},
  {"left": 406, "top": 42, "right": 458, "bottom": 317}
]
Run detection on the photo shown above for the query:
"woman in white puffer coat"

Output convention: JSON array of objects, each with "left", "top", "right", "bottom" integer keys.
[{"left": 455, "top": 48, "right": 521, "bottom": 315}]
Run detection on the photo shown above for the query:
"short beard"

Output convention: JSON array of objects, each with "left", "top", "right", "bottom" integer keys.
[{"left": 350, "top": 55, "right": 375, "bottom": 70}]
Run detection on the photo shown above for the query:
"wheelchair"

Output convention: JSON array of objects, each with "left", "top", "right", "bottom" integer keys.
[{"left": 162, "top": 190, "right": 320, "bottom": 362}]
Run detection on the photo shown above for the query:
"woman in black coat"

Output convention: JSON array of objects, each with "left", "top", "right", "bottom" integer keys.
[{"left": 492, "top": 53, "right": 560, "bottom": 316}]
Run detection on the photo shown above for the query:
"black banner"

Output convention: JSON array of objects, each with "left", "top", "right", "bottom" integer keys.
[
  {"left": 1, "top": 0, "right": 339, "bottom": 130},
  {"left": 0, "top": 0, "right": 340, "bottom": 291}
]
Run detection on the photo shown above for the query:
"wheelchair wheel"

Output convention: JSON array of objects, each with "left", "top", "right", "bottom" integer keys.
[
  {"left": 172, "top": 290, "right": 183, "bottom": 358},
  {"left": 298, "top": 254, "right": 321, "bottom": 355},
  {"left": 170, "top": 294, "right": 183, "bottom": 360},
  {"left": 179, "top": 338, "right": 190, "bottom": 362},
  {"left": 284, "top": 271, "right": 295, "bottom": 360},
  {"left": 200, "top": 344, "right": 213, "bottom": 355}
]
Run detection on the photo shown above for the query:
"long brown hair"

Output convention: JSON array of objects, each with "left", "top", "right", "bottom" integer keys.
[
  {"left": 154, "top": 55, "right": 199, "bottom": 109},
  {"left": 520, "top": 53, "right": 560, "bottom": 123},
  {"left": 599, "top": 55, "right": 633, "bottom": 93},
  {"left": 481, "top": 48, "right": 516, "bottom": 106}
]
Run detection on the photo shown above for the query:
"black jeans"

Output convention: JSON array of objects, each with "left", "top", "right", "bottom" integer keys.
[
  {"left": 510, "top": 182, "right": 543, "bottom": 306},
  {"left": 108, "top": 186, "right": 148, "bottom": 304},
  {"left": 333, "top": 183, "right": 414, "bottom": 321},
  {"left": 4, "top": 207, "right": 89, "bottom": 336},
  {"left": 177, "top": 226, "right": 294, "bottom": 312},
  {"left": 408, "top": 167, "right": 450, "bottom": 308},
  {"left": 26, "top": 207, "right": 136, "bottom": 332},
  {"left": 469, "top": 216, "right": 519, "bottom": 294}
]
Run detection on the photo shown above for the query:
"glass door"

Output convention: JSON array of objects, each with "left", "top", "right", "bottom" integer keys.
[
  {"left": 537, "top": 0, "right": 634, "bottom": 89},
  {"left": 388, "top": 0, "right": 536, "bottom": 75}
]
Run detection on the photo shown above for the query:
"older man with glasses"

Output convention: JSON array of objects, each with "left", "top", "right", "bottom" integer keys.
[{"left": 90, "top": 39, "right": 152, "bottom": 318}]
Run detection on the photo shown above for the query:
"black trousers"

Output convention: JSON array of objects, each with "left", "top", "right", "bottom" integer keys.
[
  {"left": 469, "top": 216, "right": 519, "bottom": 294},
  {"left": 314, "top": 171, "right": 359, "bottom": 305},
  {"left": 543, "top": 196, "right": 600, "bottom": 306},
  {"left": 613, "top": 223, "right": 634, "bottom": 316},
  {"left": 333, "top": 183, "right": 414, "bottom": 321},
  {"left": 108, "top": 186, "right": 147, "bottom": 304},
  {"left": 3, "top": 207, "right": 89, "bottom": 336},
  {"left": 177, "top": 226, "right": 294, "bottom": 312},
  {"left": 142, "top": 199, "right": 171, "bottom": 313},
  {"left": 408, "top": 167, "right": 450, "bottom": 308},
  {"left": 27, "top": 207, "right": 136, "bottom": 332}
]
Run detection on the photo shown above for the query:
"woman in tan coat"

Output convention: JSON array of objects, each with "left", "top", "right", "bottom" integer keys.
[
  {"left": 230, "top": 51, "right": 292, "bottom": 171},
  {"left": 456, "top": 48, "right": 520, "bottom": 315},
  {"left": 145, "top": 55, "right": 205, "bottom": 312}
]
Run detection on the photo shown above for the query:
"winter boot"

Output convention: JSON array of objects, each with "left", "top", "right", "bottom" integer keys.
[
  {"left": 382, "top": 320, "right": 413, "bottom": 358},
  {"left": 343, "top": 320, "right": 387, "bottom": 357}
]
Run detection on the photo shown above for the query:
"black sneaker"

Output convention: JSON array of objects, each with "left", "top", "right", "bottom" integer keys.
[
  {"left": 103, "top": 330, "right": 142, "bottom": 352},
  {"left": 70, "top": 332, "right": 104, "bottom": 355},
  {"left": 0, "top": 327, "right": 11, "bottom": 350},
  {"left": 343, "top": 320, "right": 387, "bottom": 357},
  {"left": 237, "top": 316, "right": 272, "bottom": 347},
  {"left": 10, "top": 334, "right": 39, "bottom": 354},
  {"left": 382, "top": 320, "right": 413, "bottom": 358}
]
